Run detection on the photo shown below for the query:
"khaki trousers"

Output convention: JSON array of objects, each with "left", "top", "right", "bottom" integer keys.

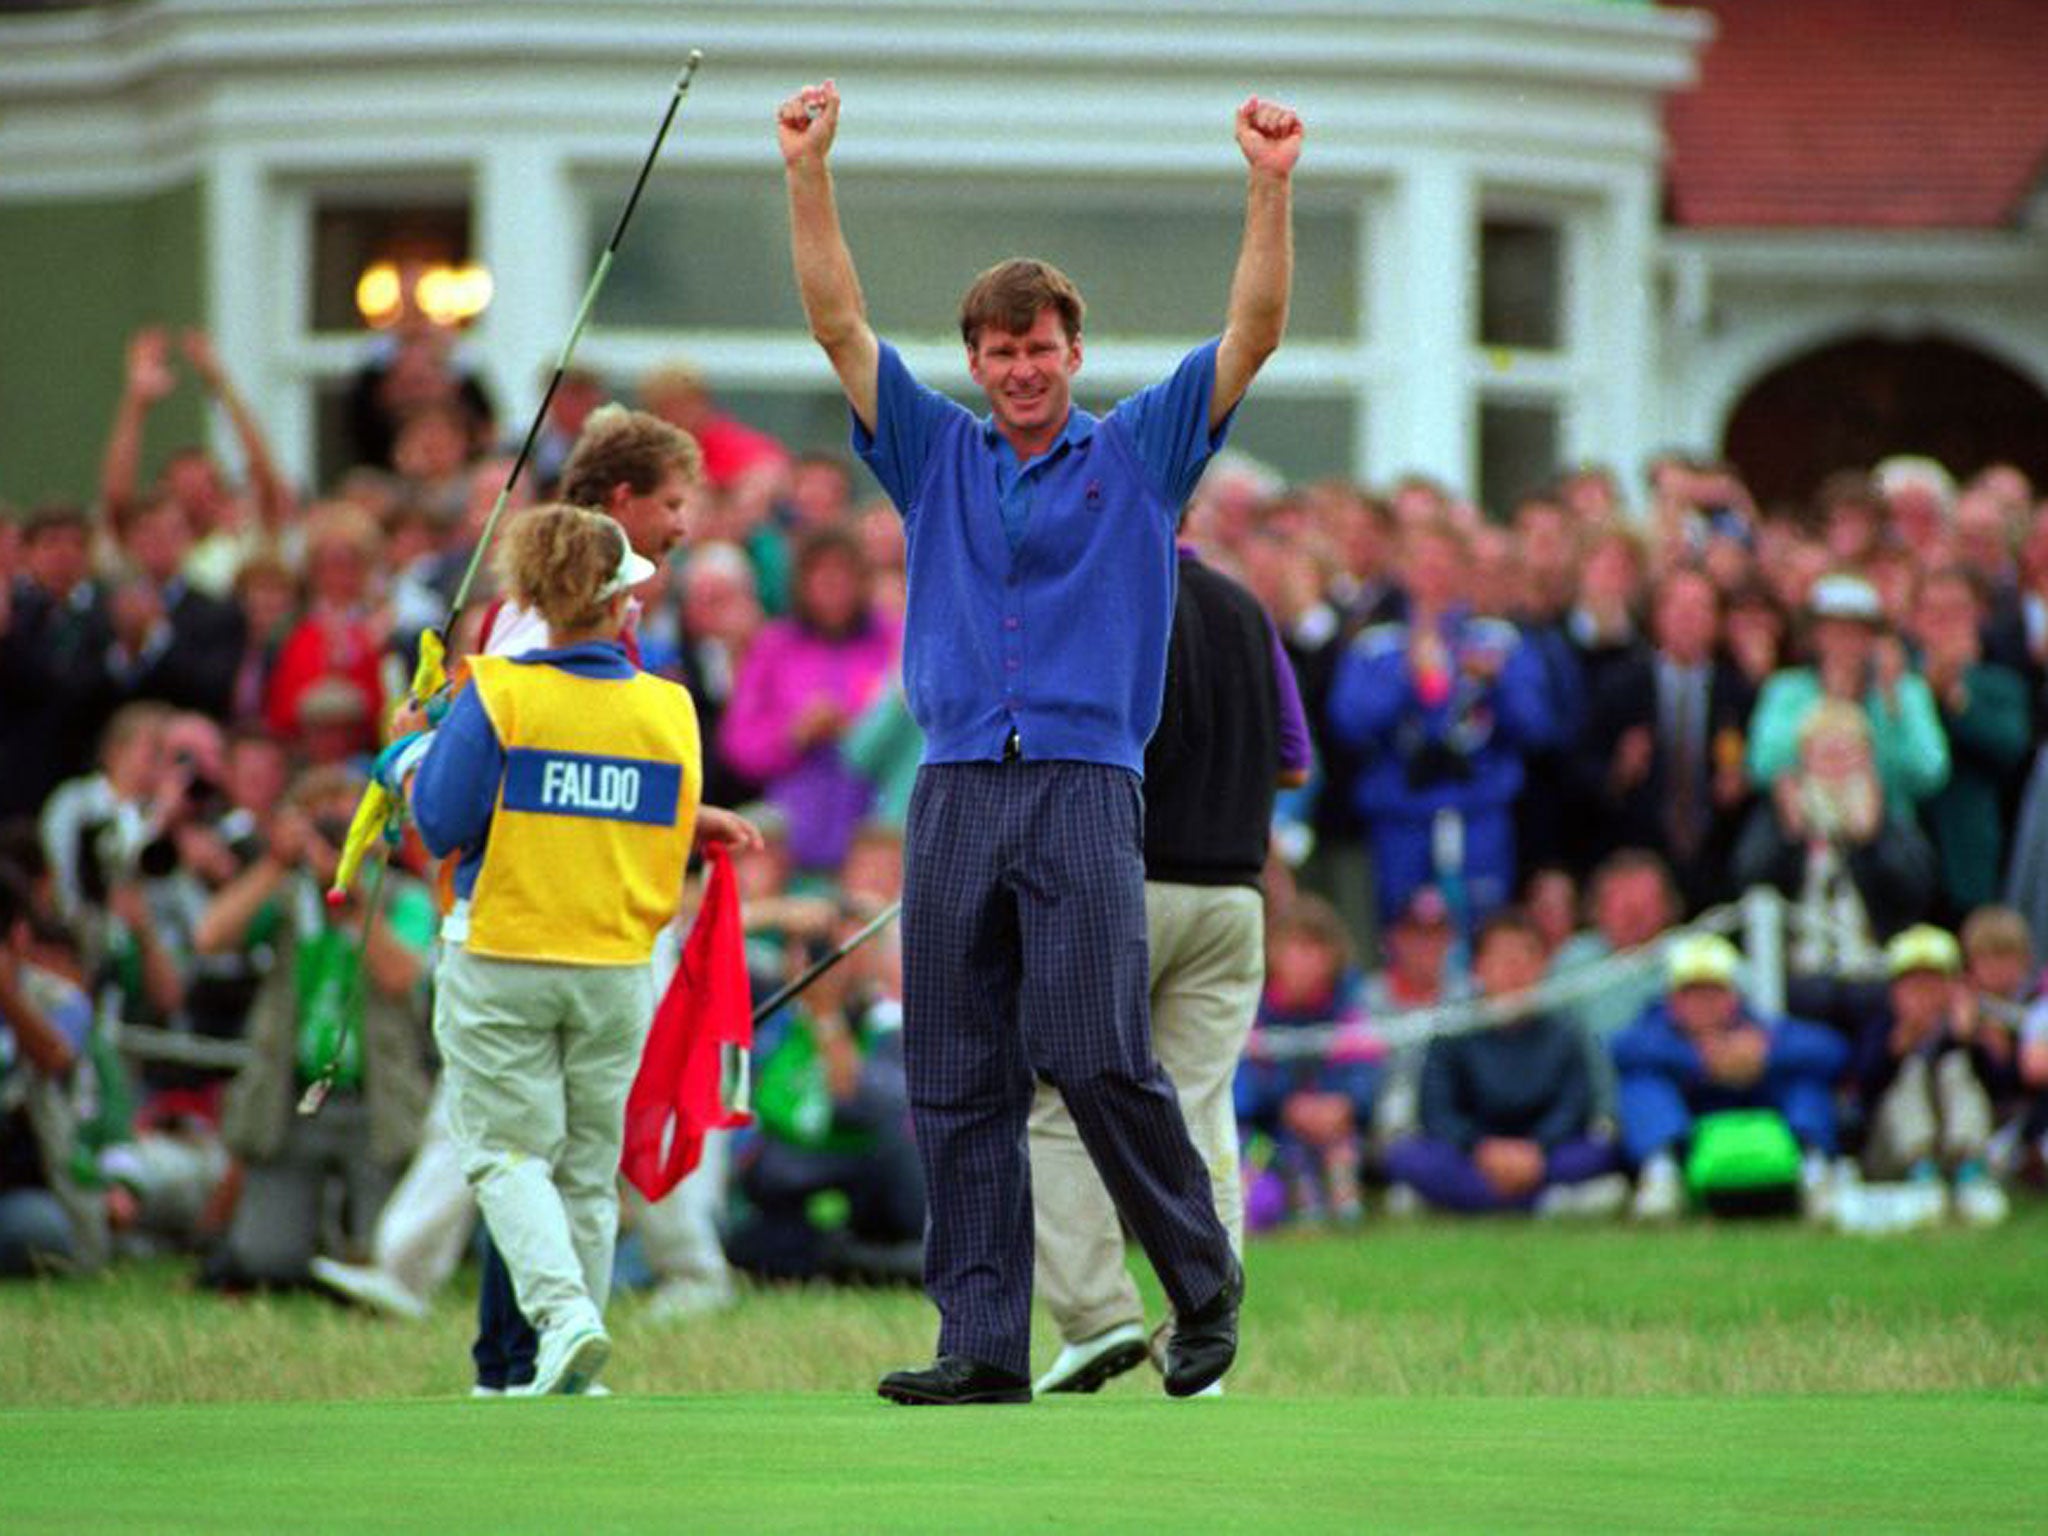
[
  {"left": 1864, "top": 1050, "right": 1994, "bottom": 1179},
  {"left": 435, "top": 948, "right": 651, "bottom": 1335},
  {"left": 1028, "top": 881, "right": 1262, "bottom": 1343}
]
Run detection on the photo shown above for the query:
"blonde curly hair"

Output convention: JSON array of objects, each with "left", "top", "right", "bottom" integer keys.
[{"left": 496, "top": 503, "right": 631, "bottom": 635}]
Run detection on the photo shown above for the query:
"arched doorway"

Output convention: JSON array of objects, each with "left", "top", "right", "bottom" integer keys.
[{"left": 1722, "top": 335, "right": 2048, "bottom": 512}]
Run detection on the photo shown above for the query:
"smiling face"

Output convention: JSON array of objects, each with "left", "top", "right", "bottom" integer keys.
[
  {"left": 966, "top": 307, "right": 1081, "bottom": 453},
  {"left": 610, "top": 465, "right": 693, "bottom": 564}
]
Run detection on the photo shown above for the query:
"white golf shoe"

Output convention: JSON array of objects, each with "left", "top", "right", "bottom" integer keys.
[{"left": 1033, "top": 1322, "right": 1149, "bottom": 1395}]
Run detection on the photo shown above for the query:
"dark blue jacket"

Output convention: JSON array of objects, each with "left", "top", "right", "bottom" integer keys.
[
  {"left": 1418, "top": 1012, "right": 1593, "bottom": 1151},
  {"left": 1325, "top": 609, "right": 1561, "bottom": 824}
]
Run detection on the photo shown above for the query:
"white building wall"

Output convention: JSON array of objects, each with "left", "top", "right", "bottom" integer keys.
[
  {"left": 1656, "top": 231, "right": 2048, "bottom": 456},
  {"left": 1, "top": 0, "right": 1707, "bottom": 499}
]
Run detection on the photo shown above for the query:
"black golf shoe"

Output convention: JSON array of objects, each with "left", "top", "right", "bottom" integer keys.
[
  {"left": 1164, "top": 1260, "right": 1244, "bottom": 1398},
  {"left": 876, "top": 1354, "right": 1032, "bottom": 1406}
]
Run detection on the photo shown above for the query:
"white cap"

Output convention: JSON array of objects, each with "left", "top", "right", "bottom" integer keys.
[
  {"left": 1807, "top": 572, "right": 1883, "bottom": 624},
  {"left": 1873, "top": 454, "right": 1956, "bottom": 514},
  {"left": 596, "top": 517, "right": 658, "bottom": 599}
]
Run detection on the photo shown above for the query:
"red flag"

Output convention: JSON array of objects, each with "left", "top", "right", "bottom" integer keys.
[{"left": 620, "top": 841, "right": 754, "bottom": 1202}]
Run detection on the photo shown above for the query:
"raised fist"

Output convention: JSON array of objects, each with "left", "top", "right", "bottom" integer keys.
[
  {"left": 1235, "top": 96, "right": 1305, "bottom": 177},
  {"left": 778, "top": 80, "right": 841, "bottom": 168}
]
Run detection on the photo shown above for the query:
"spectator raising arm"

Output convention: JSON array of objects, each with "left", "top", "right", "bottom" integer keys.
[
  {"left": 779, "top": 80, "right": 880, "bottom": 432},
  {"left": 99, "top": 328, "right": 177, "bottom": 527},
  {"left": 179, "top": 329, "right": 296, "bottom": 537}
]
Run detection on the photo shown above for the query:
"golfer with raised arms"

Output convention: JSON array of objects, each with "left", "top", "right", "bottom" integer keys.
[
  {"left": 397, "top": 504, "right": 704, "bottom": 1396},
  {"left": 779, "top": 78, "right": 1302, "bottom": 1403}
]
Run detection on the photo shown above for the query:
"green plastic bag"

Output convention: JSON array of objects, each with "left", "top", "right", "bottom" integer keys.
[{"left": 1685, "top": 1109, "right": 1801, "bottom": 1202}]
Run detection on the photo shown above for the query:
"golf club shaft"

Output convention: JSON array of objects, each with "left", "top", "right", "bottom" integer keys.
[
  {"left": 308, "top": 53, "right": 703, "bottom": 1112},
  {"left": 751, "top": 900, "right": 901, "bottom": 1025},
  {"left": 445, "top": 48, "right": 704, "bottom": 621}
]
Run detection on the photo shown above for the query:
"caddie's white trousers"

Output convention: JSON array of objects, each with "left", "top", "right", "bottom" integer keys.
[
  {"left": 435, "top": 947, "right": 651, "bottom": 1334},
  {"left": 1028, "top": 881, "right": 1263, "bottom": 1344}
]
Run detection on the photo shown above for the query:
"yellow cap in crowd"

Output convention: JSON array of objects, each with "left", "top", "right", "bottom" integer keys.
[
  {"left": 1666, "top": 932, "right": 1741, "bottom": 990},
  {"left": 1884, "top": 924, "right": 1961, "bottom": 979}
]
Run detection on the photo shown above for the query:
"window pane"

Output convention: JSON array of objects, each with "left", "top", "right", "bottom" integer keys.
[
  {"left": 310, "top": 200, "right": 472, "bottom": 333},
  {"left": 594, "top": 174, "right": 1359, "bottom": 341},
  {"left": 1478, "top": 218, "right": 1562, "bottom": 351},
  {"left": 1478, "top": 399, "right": 1559, "bottom": 519}
]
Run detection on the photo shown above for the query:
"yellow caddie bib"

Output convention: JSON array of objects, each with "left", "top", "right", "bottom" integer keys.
[{"left": 463, "top": 654, "right": 701, "bottom": 964}]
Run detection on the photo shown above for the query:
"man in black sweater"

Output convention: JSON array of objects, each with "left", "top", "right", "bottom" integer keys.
[{"left": 1028, "top": 545, "right": 1310, "bottom": 1394}]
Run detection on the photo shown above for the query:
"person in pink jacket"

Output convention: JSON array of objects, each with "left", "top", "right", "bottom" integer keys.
[{"left": 717, "top": 526, "right": 901, "bottom": 872}]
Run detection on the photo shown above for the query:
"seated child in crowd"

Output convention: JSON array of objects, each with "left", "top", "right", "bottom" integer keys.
[
  {"left": 1955, "top": 907, "right": 2034, "bottom": 1154},
  {"left": 1383, "top": 909, "right": 1622, "bottom": 1216},
  {"left": 1845, "top": 924, "right": 2011, "bottom": 1226},
  {"left": 1612, "top": 933, "right": 1849, "bottom": 1221},
  {"left": 1236, "top": 896, "right": 1383, "bottom": 1224}
]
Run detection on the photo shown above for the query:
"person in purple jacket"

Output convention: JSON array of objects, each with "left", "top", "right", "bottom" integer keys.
[
  {"left": 717, "top": 526, "right": 901, "bottom": 873},
  {"left": 779, "top": 77, "right": 1303, "bottom": 1404}
]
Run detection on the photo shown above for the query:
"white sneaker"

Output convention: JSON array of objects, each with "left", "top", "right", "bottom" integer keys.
[
  {"left": 1535, "top": 1173, "right": 1629, "bottom": 1220},
  {"left": 1630, "top": 1155, "right": 1683, "bottom": 1221},
  {"left": 470, "top": 1385, "right": 505, "bottom": 1398},
  {"left": 525, "top": 1318, "right": 611, "bottom": 1396},
  {"left": 1798, "top": 1151, "right": 1836, "bottom": 1224},
  {"left": 308, "top": 1256, "right": 430, "bottom": 1322},
  {"left": 1953, "top": 1174, "right": 2010, "bottom": 1228},
  {"left": 1382, "top": 1183, "right": 1422, "bottom": 1219},
  {"left": 1033, "top": 1321, "right": 1149, "bottom": 1395},
  {"left": 646, "top": 1273, "right": 736, "bottom": 1321}
]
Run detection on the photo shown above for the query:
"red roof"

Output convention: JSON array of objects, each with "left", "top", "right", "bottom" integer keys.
[{"left": 1665, "top": 0, "right": 2048, "bottom": 229}]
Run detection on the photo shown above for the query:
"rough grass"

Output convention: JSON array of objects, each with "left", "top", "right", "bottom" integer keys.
[{"left": 4, "top": 1205, "right": 2043, "bottom": 1407}]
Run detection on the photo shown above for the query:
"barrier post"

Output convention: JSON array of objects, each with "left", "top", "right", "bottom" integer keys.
[{"left": 1741, "top": 883, "right": 1787, "bottom": 1014}]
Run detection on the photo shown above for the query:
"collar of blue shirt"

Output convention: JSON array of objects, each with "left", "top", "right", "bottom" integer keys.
[{"left": 980, "top": 406, "right": 1098, "bottom": 468}]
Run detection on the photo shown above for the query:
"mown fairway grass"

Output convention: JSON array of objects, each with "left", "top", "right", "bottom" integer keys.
[
  {"left": 4, "top": 1393, "right": 2043, "bottom": 1535},
  {"left": 3, "top": 1210, "right": 2043, "bottom": 1531}
]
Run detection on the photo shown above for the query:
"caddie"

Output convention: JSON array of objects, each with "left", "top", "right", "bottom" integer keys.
[{"left": 398, "top": 504, "right": 702, "bottom": 1395}]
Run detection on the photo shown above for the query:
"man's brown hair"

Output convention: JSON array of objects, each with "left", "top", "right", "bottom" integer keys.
[
  {"left": 958, "top": 259, "right": 1085, "bottom": 349},
  {"left": 559, "top": 405, "right": 702, "bottom": 510}
]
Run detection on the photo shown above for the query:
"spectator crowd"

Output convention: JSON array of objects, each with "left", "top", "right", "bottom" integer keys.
[{"left": 5, "top": 315, "right": 2048, "bottom": 1293}]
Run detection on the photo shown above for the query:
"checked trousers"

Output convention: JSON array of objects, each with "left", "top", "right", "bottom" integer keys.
[{"left": 902, "top": 760, "right": 1235, "bottom": 1378}]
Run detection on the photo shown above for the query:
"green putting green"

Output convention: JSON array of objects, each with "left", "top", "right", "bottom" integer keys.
[{"left": 4, "top": 1392, "right": 2039, "bottom": 1534}]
